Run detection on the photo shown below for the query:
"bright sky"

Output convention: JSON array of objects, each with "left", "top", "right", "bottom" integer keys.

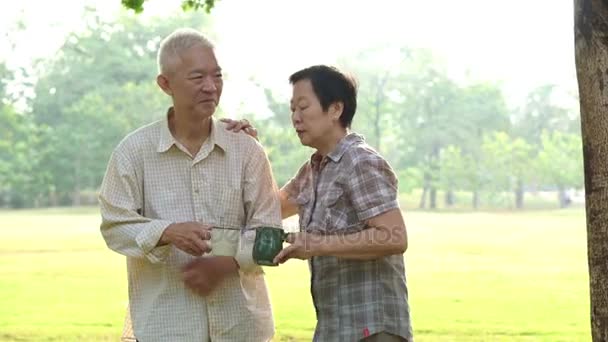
[{"left": 0, "top": 0, "right": 577, "bottom": 114}]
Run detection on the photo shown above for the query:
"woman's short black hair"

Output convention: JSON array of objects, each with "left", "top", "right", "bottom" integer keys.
[{"left": 289, "top": 65, "right": 358, "bottom": 128}]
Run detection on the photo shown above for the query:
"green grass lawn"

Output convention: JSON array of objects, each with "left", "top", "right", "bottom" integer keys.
[{"left": 0, "top": 207, "right": 590, "bottom": 341}]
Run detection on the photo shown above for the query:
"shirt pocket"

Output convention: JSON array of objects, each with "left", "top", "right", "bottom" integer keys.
[
  {"left": 323, "top": 187, "right": 350, "bottom": 234},
  {"left": 215, "top": 188, "right": 244, "bottom": 227},
  {"left": 295, "top": 189, "right": 312, "bottom": 232}
]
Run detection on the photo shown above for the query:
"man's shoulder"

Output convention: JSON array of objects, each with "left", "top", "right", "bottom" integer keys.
[
  {"left": 115, "top": 120, "right": 163, "bottom": 155},
  {"left": 216, "top": 120, "right": 263, "bottom": 152}
]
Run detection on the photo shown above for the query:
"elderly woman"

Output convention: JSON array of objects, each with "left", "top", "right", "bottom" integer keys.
[{"left": 227, "top": 65, "right": 413, "bottom": 342}]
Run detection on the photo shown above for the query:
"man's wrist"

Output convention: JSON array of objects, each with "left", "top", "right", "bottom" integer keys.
[{"left": 158, "top": 224, "right": 174, "bottom": 246}]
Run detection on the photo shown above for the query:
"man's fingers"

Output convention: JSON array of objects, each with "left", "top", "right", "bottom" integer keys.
[
  {"left": 182, "top": 268, "right": 197, "bottom": 283},
  {"left": 182, "top": 260, "right": 197, "bottom": 272},
  {"left": 193, "top": 239, "right": 211, "bottom": 254},
  {"left": 197, "top": 228, "right": 211, "bottom": 240}
]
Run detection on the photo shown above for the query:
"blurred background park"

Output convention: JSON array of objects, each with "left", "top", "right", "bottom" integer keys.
[{"left": 0, "top": 0, "right": 588, "bottom": 341}]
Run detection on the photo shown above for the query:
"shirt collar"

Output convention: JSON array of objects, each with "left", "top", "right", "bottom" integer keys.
[
  {"left": 157, "top": 107, "right": 229, "bottom": 153},
  {"left": 310, "top": 133, "right": 364, "bottom": 167}
]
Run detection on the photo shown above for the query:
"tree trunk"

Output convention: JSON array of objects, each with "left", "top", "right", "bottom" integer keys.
[
  {"left": 575, "top": 1, "right": 608, "bottom": 340},
  {"left": 429, "top": 188, "right": 437, "bottom": 209},
  {"left": 515, "top": 178, "right": 524, "bottom": 210},
  {"left": 429, "top": 143, "right": 440, "bottom": 210},
  {"left": 72, "top": 153, "right": 82, "bottom": 206},
  {"left": 419, "top": 185, "right": 428, "bottom": 209},
  {"left": 558, "top": 185, "right": 570, "bottom": 208},
  {"left": 445, "top": 190, "right": 455, "bottom": 207},
  {"left": 373, "top": 71, "right": 390, "bottom": 153},
  {"left": 472, "top": 190, "right": 480, "bottom": 210}
]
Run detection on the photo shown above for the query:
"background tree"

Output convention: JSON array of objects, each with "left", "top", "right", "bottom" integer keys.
[
  {"left": 121, "top": 0, "right": 219, "bottom": 13},
  {"left": 574, "top": 1, "right": 608, "bottom": 340},
  {"left": 28, "top": 11, "right": 207, "bottom": 205},
  {"left": 535, "top": 131, "right": 584, "bottom": 208}
]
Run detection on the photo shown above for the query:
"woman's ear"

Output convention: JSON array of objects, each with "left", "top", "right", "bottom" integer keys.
[{"left": 329, "top": 102, "right": 344, "bottom": 122}]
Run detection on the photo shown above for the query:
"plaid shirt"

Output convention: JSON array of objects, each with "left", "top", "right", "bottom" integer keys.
[
  {"left": 99, "top": 111, "right": 282, "bottom": 342},
  {"left": 284, "top": 133, "right": 413, "bottom": 342}
]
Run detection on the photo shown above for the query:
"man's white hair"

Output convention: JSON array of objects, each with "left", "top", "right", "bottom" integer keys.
[{"left": 157, "top": 28, "right": 214, "bottom": 75}]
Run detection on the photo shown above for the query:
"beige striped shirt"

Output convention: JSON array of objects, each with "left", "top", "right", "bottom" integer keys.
[{"left": 99, "top": 111, "right": 282, "bottom": 342}]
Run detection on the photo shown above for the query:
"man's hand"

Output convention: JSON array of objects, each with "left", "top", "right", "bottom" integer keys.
[
  {"left": 220, "top": 118, "right": 258, "bottom": 140},
  {"left": 273, "top": 232, "right": 320, "bottom": 264},
  {"left": 182, "top": 256, "right": 238, "bottom": 296},
  {"left": 159, "top": 222, "right": 212, "bottom": 256}
]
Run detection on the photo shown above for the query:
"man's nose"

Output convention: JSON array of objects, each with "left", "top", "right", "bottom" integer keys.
[{"left": 201, "top": 77, "right": 217, "bottom": 92}]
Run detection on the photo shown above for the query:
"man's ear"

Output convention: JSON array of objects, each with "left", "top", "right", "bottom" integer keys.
[
  {"left": 156, "top": 74, "right": 173, "bottom": 96},
  {"left": 329, "top": 102, "right": 344, "bottom": 122}
]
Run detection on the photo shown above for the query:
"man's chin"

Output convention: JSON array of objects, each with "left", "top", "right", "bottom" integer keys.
[{"left": 195, "top": 105, "right": 217, "bottom": 118}]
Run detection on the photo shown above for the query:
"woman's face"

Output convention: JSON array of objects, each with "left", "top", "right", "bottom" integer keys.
[{"left": 290, "top": 79, "right": 339, "bottom": 149}]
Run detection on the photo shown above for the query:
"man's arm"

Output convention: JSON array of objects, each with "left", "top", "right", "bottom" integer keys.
[
  {"left": 99, "top": 150, "right": 211, "bottom": 263},
  {"left": 234, "top": 139, "right": 284, "bottom": 272},
  {"left": 220, "top": 118, "right": 300, "bottom": 220}
]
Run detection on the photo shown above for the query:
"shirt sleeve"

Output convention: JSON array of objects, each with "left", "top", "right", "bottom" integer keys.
[
  {"left": 99, "top": 149, "right": 173, "bottom": 264},
  {"left": 235, "top": 140, "right": 283, "bottom": 272},
  {"left": 346, "top": 153, "right": 400, "bottom": 222},
  {"left": 280, "top": 161, "right": 309, "bottom": 203}
]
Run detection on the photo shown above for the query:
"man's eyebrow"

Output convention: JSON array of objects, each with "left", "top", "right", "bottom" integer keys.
[{"left": 188, "top": 67, "right": 222, "bottom": 75}]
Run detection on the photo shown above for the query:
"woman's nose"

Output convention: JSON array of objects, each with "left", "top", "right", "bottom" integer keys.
[{"left": 291, "top": 111, "right": 301, "bottom": 123}]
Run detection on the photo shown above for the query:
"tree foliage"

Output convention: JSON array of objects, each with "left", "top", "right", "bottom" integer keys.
[{"left": 121, "top": 0, "right": 219, "bottom": 13}]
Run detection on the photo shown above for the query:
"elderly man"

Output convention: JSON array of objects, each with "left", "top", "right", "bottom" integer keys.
[{"left": 99, "top": 28, "right": 282, "bottom": 342}]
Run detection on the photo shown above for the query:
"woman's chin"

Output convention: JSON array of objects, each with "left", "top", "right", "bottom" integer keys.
[{"left": 297, "top": 135, "right": 310, "bottom": 146}]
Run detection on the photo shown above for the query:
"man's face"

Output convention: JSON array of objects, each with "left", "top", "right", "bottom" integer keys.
[
  {"left": 290, "top": 79, "right": 337, "bottom": 149},
  {"left": 164, "top": 44, "right": 223, "bottom": 119}
]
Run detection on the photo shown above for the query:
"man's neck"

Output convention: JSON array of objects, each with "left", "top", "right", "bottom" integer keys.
[{"left": 168, "top": 107, "right": 212, "bottom": 156}]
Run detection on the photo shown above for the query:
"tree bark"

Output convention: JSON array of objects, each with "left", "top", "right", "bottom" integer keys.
[
  {"left": 429, "top": 188, "right": 437, "bottom": 209},
  {"left": 373, "top": 71, "right": 390, "bottom": 153},
  {"left": 419, "top": 185, "right": 428, "bottom": 209},
  {"left": 72, "top": 153, "right": 82, "bottom": 207},
  {"left": 445, "top": 190, "right": 455, "bottom": 207},
  {"left": 575, "top": 1, "right": 608, "bottom": 340},
  {"left": 472, "top": 190, "right": 480, "bottom": 210},
  {"left": 515, "top": 178, "right": 524, "bottom": 210},
  {"left": 429, "top": 143, "right": 440, "bottom": 210},
  {"left": 558, "top": 185, "right": 570, "bottom": 208}
]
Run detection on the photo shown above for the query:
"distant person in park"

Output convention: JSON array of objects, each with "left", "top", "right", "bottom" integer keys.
[
  {"left": 224, "top": 65, "right": 413, "bottom": 341},
  {"left": 98, "top": 28, "right": 282, "bottom": 342}
]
